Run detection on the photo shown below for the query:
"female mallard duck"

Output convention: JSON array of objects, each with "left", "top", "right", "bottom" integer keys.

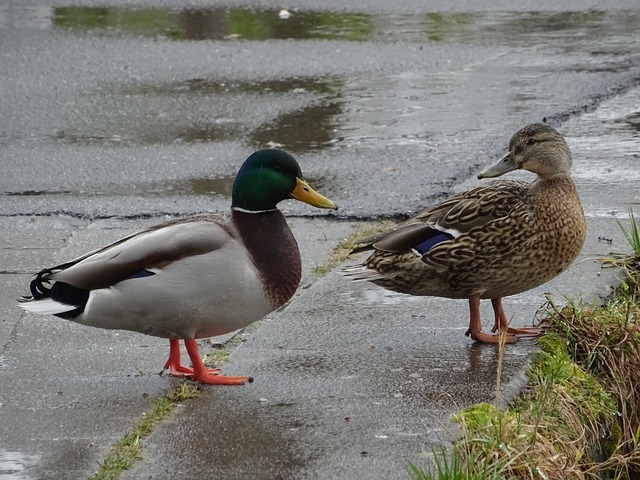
[
  {"left": 344, "top": 123, "right": 585, "bottom": 344},
  {"left": 20, "top": 149, "right": 337, "bottom": 384}
]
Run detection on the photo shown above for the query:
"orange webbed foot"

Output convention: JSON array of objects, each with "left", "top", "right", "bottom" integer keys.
[
  {"left": 467, "top": 298, "right": 518, "bottom": 344},
  {"left": 166, "top": 363, "right": 222, "bottom": 378},
  {"left": 465, "top": 328, "right": 518, "bottom": 344},
  {"left": 192, "top": 371, "right": 254, "bottom": 385},
  {"left": 184, "top": 339, "right": 253, "bottom": 386},
  {"left": 493, "top": 325, "right": 544, "bottom": 337},
  {"left": 489, "top": 298, "right": 544, "bottom": 339},
  {"left": 163, "top": 338, "right": 228, "bottom": 380}
]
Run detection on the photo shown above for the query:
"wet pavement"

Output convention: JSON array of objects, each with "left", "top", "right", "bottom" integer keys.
[
  {"left": 119, "top": 89, "right": 640, "bottom": 480},
  {"left": 1, "top": 1, "right": 640, "bottom": 479},
  {"left": 3, "top": 2, "right": 640, "bottom": 218}
]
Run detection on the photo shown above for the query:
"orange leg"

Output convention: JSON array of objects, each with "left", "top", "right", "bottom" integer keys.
[
  {"left": 163, "top": 338, "right": 221, "bottom": 378},
  {"left": 490, "top": 298, "right": 543, "bottom": 336},
  {"left": 184, "top": 339, "right": 253, "bottom": 385},
  {"left": 465, "top": 298, "right": 517, "bottom": 344}
]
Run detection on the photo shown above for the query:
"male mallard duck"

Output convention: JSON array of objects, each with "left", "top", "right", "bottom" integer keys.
[
  {"left": 20, "top": 149, "right": 337, "bottom": 384},
  {"left": 344, "top": 123, "right": 585, "bottom": 343}
]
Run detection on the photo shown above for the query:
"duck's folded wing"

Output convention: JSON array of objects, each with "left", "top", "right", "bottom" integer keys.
[
  {"left": 357, "top": 180, "right": 529, "bottom": 254},
  {"left": 40, "top": 219, "right": 232, "bottom": 291}
]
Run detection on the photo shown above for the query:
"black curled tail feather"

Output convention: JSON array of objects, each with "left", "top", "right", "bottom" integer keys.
[
  {"left": 29, "top": 269, "right": 55, "bottom": 300},
  {"left": 24, "top": 257, "right": 89, "bottom": 301},
  {"left": 24, "top": 269, "right": 89, "bottom": 320}
]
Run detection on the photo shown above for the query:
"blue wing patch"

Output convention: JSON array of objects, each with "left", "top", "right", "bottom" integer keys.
[
  {"left": 126, "top": 269, "right": 155, "bottom": 280},
  {"left": 411, "top": 232, "right": 454, "bottom": 256}
]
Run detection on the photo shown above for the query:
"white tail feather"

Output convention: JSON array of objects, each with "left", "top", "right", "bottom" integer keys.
[
  {"left": 19, "top": 299, "right": 77, "bottom": 315},
  {"left": 341, "top": 264, "right": 389, "bottom": 282}
]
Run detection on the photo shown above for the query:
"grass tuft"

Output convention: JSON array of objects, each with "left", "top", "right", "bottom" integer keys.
[
  {"left": 603, "top": 207, "right": 640, "bottom": 298},
  {"left": 312, "top": 220, "right": 396, "bottom": 277},
  {"left": 407, "top": 444, "right": 503, "bottom": 480}
]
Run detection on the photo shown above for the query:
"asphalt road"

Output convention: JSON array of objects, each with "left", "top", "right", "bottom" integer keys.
[{"left": 1, "top": 1, "right": 640, "bottom": 479}]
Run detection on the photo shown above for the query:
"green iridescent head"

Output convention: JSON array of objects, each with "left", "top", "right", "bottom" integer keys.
[{"left": 231, "top": 149, "right": 337, "bottom": 211}]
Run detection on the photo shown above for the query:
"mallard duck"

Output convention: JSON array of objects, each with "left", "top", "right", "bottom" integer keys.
[
  {"left": 20, "top": 149, "right": 337, "bottom": 384},
  {"left": 344, "top": 123, "right": 586, "bottom": 343}
]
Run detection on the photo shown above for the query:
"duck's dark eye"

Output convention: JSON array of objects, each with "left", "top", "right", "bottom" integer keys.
[{"left": 527, "top": 138, "right": 537, "bottom": 146}]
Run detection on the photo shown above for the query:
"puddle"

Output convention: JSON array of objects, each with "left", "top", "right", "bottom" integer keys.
[
  {"left": 341, "top": 288, "right": 425, "bottom": 307},
  {"left": 625, "top": 111, "right": 640, "bottom": 132},
  {"left": 52, "top": 76, "right": 343, "bottom": 149},
  {"left": 46, "top": 8, "right": 640, "bottom": 46},
  {"left": 50, "top": 7, "right": 373, "bottom": 41},
  {"left": 0, "top": 451, "right": 40, "bottom": 479},
  {"left": 52, "top": 122, "right": 243, "bottom": 145},
  {"left": 6, "top": 6, "right": 638, "bottom": 152},
  {"left": 250, "top": 101, "right": 344, "bottom": 153},
  {"left": 1, "top": 6, "right": 638, "bottom": 46},
  {"left": 126, "top": 398, "right": 307, "bottom": 479},
  {"left": 3, "top": 190, "right": 75, "bottom": 197},
  {"left": 117, "top": 78, "right": 340, "bottom": 97},
  {"left": 0, "top": 178, "right": 232, "bottom": 199}
]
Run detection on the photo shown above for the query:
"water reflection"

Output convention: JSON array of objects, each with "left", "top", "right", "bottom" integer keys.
[
  {"left": 54, "top": 76, "right": 343, "bottom": 149},
  {"left": 0, "top": 450, "right": 40, "bottom": 479},
  {"left": 625, "top": 112, "right": 640, "bottom": 132},
  {"left": 118, "top": 77, "right": 339, "bottom": 96},
  {"left": 38, "top": 6, "right": 638, "bottom": 45},
  {"left": 501, "top": 11, "right": 606, "bottom": 34},
  {"left": 425, "top": 13, "right": 474, "bottom": 42},
  {"left": 340, "top": 288, "right": 424, "bottom": 307},
  {"left": 251, "top": 102, "right": 343, "bottom": 153},
  {"left": 2, "top": 174, "right": 330, "bottom": 199},
  {"left": 144, "top": 397, "right": 307, "bottom": 479},
  {"left": 53, "top": 123, "right": 242, "bottom": 145},
  {"left": 51, "top": 7, "right": 372, "bottom": 41},
  {"left": 0, "top": 179, "right": 233, "bottom": 198}
]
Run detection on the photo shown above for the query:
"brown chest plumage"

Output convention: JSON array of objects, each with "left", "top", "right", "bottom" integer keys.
[{"left": 231, "top": 210, "right": 302, "bottom": 309}]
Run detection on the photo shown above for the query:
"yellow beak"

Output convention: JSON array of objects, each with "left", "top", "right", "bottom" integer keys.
[{"left": 291, "top": 178, "right": 338, "bottom": 210}]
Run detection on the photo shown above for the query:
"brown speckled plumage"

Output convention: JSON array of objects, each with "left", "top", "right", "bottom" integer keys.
[{"left": 344, "top": 123, "right": 586, "bottom": 343}]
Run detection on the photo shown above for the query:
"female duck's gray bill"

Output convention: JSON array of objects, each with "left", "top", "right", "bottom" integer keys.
[{"left": 477, "top": 153, "right": 521, "bottom": 179}]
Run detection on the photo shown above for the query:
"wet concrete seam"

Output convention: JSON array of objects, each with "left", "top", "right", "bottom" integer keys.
[{"left": 543, "top": 70, "right": 640, "bottom": 126}]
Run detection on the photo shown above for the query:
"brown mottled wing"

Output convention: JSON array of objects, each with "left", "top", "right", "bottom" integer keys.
[
  {"left": 44, "top": 215, "right": 234, "bottom": 290},
  {"left": 369, "top": 180, "right": 530, "bottom": 253}
]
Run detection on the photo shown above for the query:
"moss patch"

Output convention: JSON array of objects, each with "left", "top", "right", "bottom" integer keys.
[
  {"left": 312, "top": 220, "right": 396, "bottom": 278},
  {"left": 90, "top": 382, "right": 201, "bottom": 480}
]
